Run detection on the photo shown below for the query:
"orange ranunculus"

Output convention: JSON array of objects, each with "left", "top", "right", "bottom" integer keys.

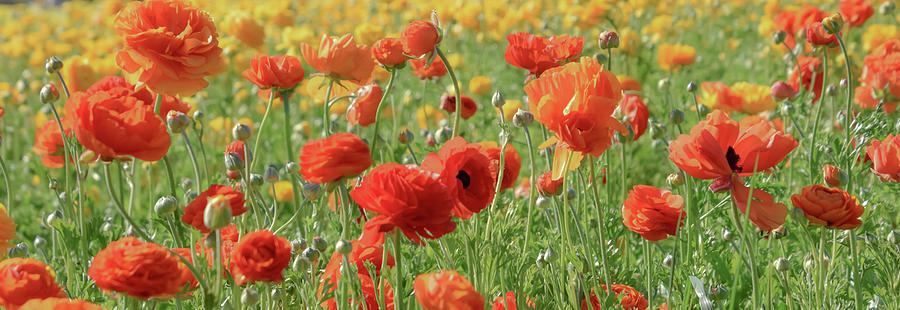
[
  {"left": 668, "top": 110, "right": 798, "bottom": 181},
  {"left": 414, "top": 270, "right": 484, "bottom": 310},
  {"left": 823, "top": 164, "right": 846, "bottom": 187},
  {"left": 33, "top": 120, "right": 71, "bottom": 169},
  {"left": 862, "top": 39, "right": 900, "bottom": 100},
  {"left": 224, "top": 140, "right": 249, "bottom": 180},
  {"left": 351, "top": 163, "right": 457, "bottom": 245},
  {"left": 298, "top": 133, "right": 373, "bottom": 184},
  {"left": 230, "top": 230, "right": 292, "bottom": 285},
  {"left": 170, "top": 248, "right": 198, "bottom": 291},
  {"left": 301, "top": 34, "right": 375, "bottom": 83},
  {"left": 0, "top": 205, "right": 14, "bottom": 258},
  {"left": 790, "top": 55, "right": 825, "bottom": 102},
  {"left": 536, "top": 171, "right": 563, "bottom": 196},
  {"left": 114, "top": 0, "right": 226, "bottom": 97},
  {"left": 195, "top": 224, "right": 240, "bottom": 269},
  {"left": 806, "top": 22, "right": 838, "bottom": 46},
  {"left": 422, "top": 137, "right": 497, "bottom": 219},
  {"left": 479, "top": 142, "right": 522, "bottom": 191},
  {"left": 347, "top": 84, "right": 383, "bottom": 127},
  {"left": 622, "top": 185, "right": 686, "bottom": 241},
  {"left": 411, "top": 57, "right": 447, "bottom": 79},
  {"left": 854, "top": 84, "right": 898, "bottom": 113},
  {"left": 504, "top": 32, "right": 584, "bottom": 78},
  {"left": 730, "top": 175, "right": 788, "bottom": 231},
  {"left": 65, "top": 78, "right": 172, "bottom": 162},
  {"left": 319, "top": 233, "right": 395, "bottom": 309},
  {"left": 84, "top": 76, "right": 190, "bottom": 118},
  {"left": 524, "top": 56, "right": 624, "bottom": 157},
  {"left": 774, "top": 5, "right": 829, "bottom": 48},
  {"left": 839, "top": 0, "right": 874, "bottom": 28},
  {"left": 223, "top": 12, "right": 265, "bottom": 49},
  {"left": 88, "top": 237, "right": 184, "bottom": 299},
  {"left": 440, "top": 94, "right": 478, "bottom": 119},
  {"left": 181, "top": 185, "right": 247, "bottom": 233},
  {"left": 791, "top": 184, "right": 864, "bottom": 229},
  {"left": 0, "top": 258, "right": 65, "bottom": 309},
  {"left": 582, "top": 284, "right": 649, "bottom": 310},
  {"left": 18, "top": 298, "right": 104, "bottom": 310},
  {"left": 619, "top": 94, "right": 649, "bottom": 141},
  {"left": 865, "top": 134, "right": 900, "bottom": 182},
  {"left": 401, "top": 20, "right": 441, "bottom": 57},
  {"left": 697, "top": 82, "right": 743, "bottom": 113},
  {"left": 372, "top": 37, "right": 407, "bottom": 67},
  {"left": 242, "top": 54, "right": 305, "bottom": 91},
  {"left": 492, "top": 291, "right": 536, "bottom": 310},
  {"left": 657, "top": 43, "right": 696, "bottom": 71}
]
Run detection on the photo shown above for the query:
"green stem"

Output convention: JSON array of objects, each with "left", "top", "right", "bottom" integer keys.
[
  {"left": 391, "top": 229, "right": 403, "bottom": 310},
  {"left": 103, "top": 164, "right": 153, "bottom": 242},
  {"left": 162, "top": 156, "right": 179, "bottom": 198},
  {"left": 729, "top": 196, "right": 758, "bottom": 309},
  {"left": 521, "top": 124, "right": 537, "bottom": 256},
  {"left": 587, "top": 159, "right": 613, "bottom": 293},
  {"left": 435, "top": 47, "right": 464, "bottom": 137},
  {"left": 836, "top": 33, "right": 862, "bottom": 310},
  {"left": 808, "top": 49, "right": 828, "bottom": 184},
  {"left": 182, "top": 132, "right": 203, "bottom": 189},
  {"left": 322, "top": 80, "right": 335, "bottom": 137},
  {"left": 370, "top": 70, "right": 398, "bottom": 159},
  {"left": 251, "top": 90, "right": 276, "bottom": 171},
  {"left": 0, "top": 155, "right": 9, "bottom": 209}
]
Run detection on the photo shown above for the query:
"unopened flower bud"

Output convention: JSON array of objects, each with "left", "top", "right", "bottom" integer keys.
[
  {"left": 491, "top": 91, "right": 505, "bottom": 108},
  {"left": 708, "top": 285, "right": 728, "bottom": 301},
  {"left": 33, "top": 236, "right": 47, "bottom": 249},
  {"left": 154, "top": 196, "right": 177, "bottom": 216},
  {"left": 181, "top": 178, "right": 194, "bottom": 191},
  {"left": 292, "top": 238, "right": 308, "bottom": 253},
  {"left": 887, "top": 230, "right": 899, "bottom": 245},
  {"left": 80, "top": 150, "right": 99, "bottom": 165},
  {"left": 45, "top": 56, "right": 63, "bottom": 74},
  {"left": 772, "top": 30, "right": 787, "bottom": 45},
  {"left": 203, "top": 196, "right": 232, "bottom": 231},
  {"left": 839, "top": 78, "right": 848, "bottom": 89},
  {"left": 398, "top": 129, "right": 414, "bottom": 144},
  {"left": 822, "top": 164, "right": 848, "bottom": 187},
  {"left": 598, "top": 30, "right": 619, "bottom": 49},
  {"left": 48, "top": 179, "right": 60, "bottom": 191},
  {"left": 565, "top": 188, "right": 576, "bottom": 201},
  {"left": 771, "top": 81, "right": 796, "bottom": 100},
  {"left": 512, "top": 109, "right": 534, "bottom": 127},
  {"left": 302, "top": 183, "right": 321, "bottom": 200},
  {"left": 771, "top": 225, "right": 788, "bottom": 239},
  {"left": 40, "top": 84, "right": 59, "bottom": 104},
  {"left": 663, "top": 253, "right": 674, "bottom": 268},
  {"left": 535, "top": 196, "right": 551, "bottom": 208},
  {"left": 686, "top": 81, "right": 698, "bottom": 93},
  {"left": 302, "top": 247, "right": 320, "bottom": 261},
  {"left": 292, "top": 255, "right": 311, "bottom": 271},
  {"left": 241, "top": 287, "right": 260, "bottom": 306},
  {"left": 336, "top": 240, "right": 353, "bottom": 255},
  {"left": 166, "top": 111, "right": 190, "bottom": 133},
  {"left": 264, "top": 165, "right": 279, "bottom": 183},
  {"left": 721, "top": 228, "right": 733, "bottom": 242},
  {"left": 232, "top": 123, "right": 252, "bottom": 141},
  {"left": 192, "top": 110, "right": 204, "bottom": 121},
  {"left": 822, "top": 13, "right": 843, "bottom": 34},
  {"left": 45, "top": 210, "right": 63, "bottom": 228},
  {"left": 825, "top": 84, "right": 838, "bottom": 97},
  {"left": 657, "top": 78, "right": 671, "bottom": 91},
  {"left": 773, "top": 257, "right": 789, "bottom": 272},
  {"left": 667, "top": 172, "right": 685, "bottom": 187},
  {"left": 8, "top": 243, "right": 28, "bottom": 258},
  {"left": 249, "top": 174, "right": 264, "bottom": 189},
  {"left": 434, "top": 126, "right": 453, "bottom": 144},
  {"left": 312, "top": 236, "right": 327, "bottom": 252},
  {"left": 543, "top": 247, "right": 557, "bottom": 262},
  {"left": 880, "top": 1, "right": 895, "bottom": 15},
  {"left": 225, "top": 152, "right": 244, "bottom": 172},
  {"left": 669, "top": 109, "right": 685, "bottom": 124}
]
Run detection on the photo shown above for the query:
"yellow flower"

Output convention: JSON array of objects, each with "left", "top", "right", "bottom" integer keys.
[
  {"left": 354, "top": 22, "right": 383, "bottom": 46},
  {"left": 0, "top": 203, "right": 15, "bottom": 259},
  {"left": 468, "top": 76, "right": 492, "bottom": 96},
  {"left": 731, "top": 82, "right": 777, "bottom": 114},
  {"left": 643, "top": 15, "right": 674, "bottom": 43},
  {"left": 278, "top": 26, "right": 316, "bottom": 55},
  {"left": 862, "top": 24, "right": 899, "bottom": 52},
  {"left": 268, "top": 180, "right": 294, "bottom": 202},
  {"left": 223, "top": 12, "right": 265, "bottom": 50},
  {"left": 417, "top": 105, "right": 446, "bottom": 129},
  {"left": 496, "top": 99, "right": 521, "bottom": 121}
]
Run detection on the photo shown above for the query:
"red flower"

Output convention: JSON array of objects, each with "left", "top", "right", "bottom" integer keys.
[
  {"left": 865, "top": 134, "right": 900, "bottom": 182},
  {"left": 195, "top": 224, "right": 241, "bottom": 269},
  {"left": 492, "top": 291, "right": 536, "bottom": 310},
  {"left": 421, "top": 137, "right": 497, "bottom": 219},
  {"left": 84, "top": 76, "right": 190, "bottom": 119},
  {"left": 730, "top": 175, "right": 788, "bottom": 231},
  {"left": 0, "top": 258, "right": 65, "bottom": 309},
  {"left": 170, "top": 248, "right": 198, "bottom": 291},
  {"left": 619, "top": 94, "right": 649, "bottom": 141},
  {"left": 440, "top": 94, "right": 478, "bottom": 119},
  {"left": 536, "top": 171, "right": 563, "bottom": 196},
  {"left": 347, "top": 84, "right": 384, "bottom": 127},
  {"left": 504, "top": 32, "right": 584, "bottom": 78},
  {"left": 181, "top": 185, "right": 247, "bottom": 233},
  {"left": 411, "top": 57, "right": 447, "bottom": 79},
  {"left": 350, "top": 163, "right": 457, "bottom": 245},
  {"left": 789, "top": 55, "right": 825, "bottom": 102},
  {"left": 839, "top": 0, "right": 874, "bottom": 28},
  {"left": 18, "top": 298, "right": 103, "bottom": 310},
  {"left": 414, "top": 271, "right": 484, "bottom": 310},
  {"left": 225, "top": 140, "right": 248, "bottom": 180},
  {"left": 298, "top": 133, "right": 373, "bottom": 184},
  {"left": 861, "top": 39, "right": 900, "bottom": 103},
  {"left": 480, "top": 142, "right": 522, "bottom": 191},
  {"left": 823, "top": 164, "right": 846, "bottom": 187},
  {"left": 791, "top": 184, "right": 864, "bottom": 229},
  {"left": 805, "top": 22, "right": 837, "bottom": 46},
  {"left": 401, "top": 20, "right": 441, "bottom": 57},
  {"left": 319, "top": 234, "right": 396, "bottom": 309},
  {"left": 622, "top": 185, "right": 686, "bottom": 241},
  {"left": 774, "top": 5, "right": 829, "bottom": 48},
  {"left": 230, "top": 230, "right": 292, "bottom": 285},
  {"left": 32, "top": 120, "right": 71, "bottom": 169},
  {"left": 241, "top": 54, "right": 305, "bottom": 90},
  {"left": 88, "top": 237, "right": 184, "bottom": 299},
  {"left": 372, "top": 37, "right": 407, "bottom": 67},
  {"left": 582, "top": 284, "right": 649, "bottom": 310}
]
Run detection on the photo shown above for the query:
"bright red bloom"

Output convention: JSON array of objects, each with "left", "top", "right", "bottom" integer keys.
[
  {"left": 84, "top": 76, "right": 190, "bottom": 118},
  {"left": 505, "top": 32, "right": 584, "bottom": 78},
  {"left": 440, "top": 94, "right": 478, "bottom": 119},
  {"left": 32, "top": 120, "right": 71, "bottom": 169},
  {"left": 301, "top": 34, "right": 375, "bottom": 83},
  {"left": 789, "top": 55, "right": 825, "bottom": 102},
  {"left": 865, "top": 134, "right": 900, "bottom": 182},
  {"left": 791, "top": 184, "right": 864, "bottom": 229},
  {"left": 805, "top": 22, "right": 837, "bottom": 46},
  {"left": 225, "top": 140, "right": 248, "bottom": 180},
  {"left": 492, "top": 291, "right": 536, "bottom": 310},
  {"left": 347, "top": 84, "right": 384, "bottom": 127},
  {"left": 414, "top": 270, "right": 484, "bottom": 310},
  {"left": 619, "top": 94, "right": 649, "bottom": 141},
  {"left": 0, "top": 258, "right": 65, "bottom": 309},
  {"left": 351, "top": 163, "right": 457, "bottom": 245},
  {"left": 536, "top": 171, "right": 563, "bottom": 196},
  {"left": 298, "top": 133, "right": 373, "bottom": 184},
  {"left": 582, "top": 284, "right": 649, "bottom": 310},
  {"left": 241, "top": 54, "right": 305, "bottom": 90},
  {"left": 88, "top": 237, "right": 184, "bottom": 299},
  {"left": 372, "top": 37, "right": 407, "bottom": 67},
  {"left": 839, "top": 0, "right": 874, "bottom": 28},
  {"left": 411, "top": 57, "right": 447, "bottom": 79},
  {"left": 229, "top": 230, "right": 292, "bottom": 285},
  {"left": 730, "top": 175, "right": 788, "bottom": 231},
  {"left": 421, "top": 137, "right": 497, "bottom": 219},
  {"left": 181, "top": 185, "right": 247, "bottom": 233},
  {"left": 401, "top": 20, "right": 441, "bottom": 57},
  {"left": 170, "top": 248, "right": 198, "bottom": 292},
  {"left": 622, "top": 185, "right": 686, "bottom": 241},
  {"left": 480, "top": 142, "right": 521, "bottom": 191},
  {"left": 861, "top": 39, "right": 900, "bottom": 102},
  {"left": 774, "top": 5, "right": 829, "bottom": 48},
  {"left": 195, "top": 224, "right": 241, "bottom": 269}
]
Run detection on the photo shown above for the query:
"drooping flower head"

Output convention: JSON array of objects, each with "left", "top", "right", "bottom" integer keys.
[
  {"left": 421, "top": 137, "right": 497, "bottom": 219},
  {"left": 88, "top": 237, "right": 184, "bottom": 299}
]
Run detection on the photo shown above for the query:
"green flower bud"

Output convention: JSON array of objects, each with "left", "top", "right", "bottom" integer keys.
[
  {"left": 203, "top": 196, "right": 232, "bottom": 231},
  {"left": 232, "top": 123, "right": 252, "bottom": 141},
  {"left": 154, "top": 196, "right": 178, "bottom": 216},
  {"left": 241, "top": 287, "right": 260, "bottom": 306},
  {"left": 45, "top": 56, "right": 63, "bottom": 74},
  {"left": 491, "top": 91, "right": 505, "bottom": 109},
  {"left": 40, "top": 84, "right": 59, "bottom": 104}
]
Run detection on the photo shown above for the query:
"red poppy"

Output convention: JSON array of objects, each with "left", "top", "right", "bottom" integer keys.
[
  {"left": 88, "top": 237, "right": 184, "bottom": 299},
  {"left": 372, "top": 37, "right": 407, "bottom": 67},
  {"left": 730, "top": 175, "right": 788, "bottom": 231},
  {"left": 298, "top": 133, "right": 373, "bottom": 184},
  {"left": 622, "top": 185, "right": 686, "bottom": 241},
  {"left": 421, "top": 137, "right": 497, "bottom": 219},
  {"left": 401, "top": 20, "right": 441, "bottom": 57},
  {"left": 411, "top": 57, "right": 447, "bottom": 79},
  {"left": 230, "top": 230, "right": 292, "bottom": 285},
  {"left": 479, "top": 142, "right": 522, "bottom": 192},
  {"left": 582, "top": 284, "right": 649, "bottom": 310},
  {"left": 350, "top": 163, "right": 457, "bottom": 245},
  {"left": 32, "top": 120, "right": 71, "bottom": 169},
  {"left": 536, "top": 171, "right": 563, "bottom": 196},
  {"left": 440, "top": 94, "right": 478, "bottom": 119},
  {"left": 492, "top": 291, "right": 536, "bottom": 310},
  {"left": 791, "top": 184, "right": 864, "bottom": 229},
  {"left": 865, "top": 134, "right": 900, "bottom": 182},
  {"left": 225, "top": 140, "right": 248, "bottom": 180},
  {"left": 347, "top": 84, "right": 384, "bottom": 127},
  {"left": 181, "top": 185, "right": 247, "bottom": 233},
  {"left": 789, "top": 55, "right": 825, "bottom": 102},
  {"left": 241, "top": 54, "right": 305, "bottom": 91},
  {"left": 505, "top": 32, "right": 584, "bottom": 78},
  {"left": 839, "top": 0, "right": 874, "bottom": 28},
  {"left": 619, "top": 94, "right": 649, "bottom": 141}
]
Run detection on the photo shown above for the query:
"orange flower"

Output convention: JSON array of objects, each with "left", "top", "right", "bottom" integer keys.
[
  {"left": 170, "top": 248, "right": 198, "bottom": 292},
  {"left": 823, "top": 164, "right": 846, "bottom": 187},
  {"left": 839, "top": 0, "right": 874, "bottom": 28},
  {"left": 301, "top": 34, "right": 375, "bottom": 83},
  {"left": 0, "top": 205, "right": 14, "bottom": 258},
  {"left": 730, "top": 175, "right": 788, "bottom": 231},
  {"left": 861, "top": 39, "right": 900, "bottom": 101},
  {"left": 619, "top": 94, "right": 649, "bottom": 141},
  {"left": 88, "top": 237, "right": 184, "bottom": 299},
  {"left": 536, "top": 171, "right": 563, "bottom": 196},
  {"left": 806, "top": 22, "right": 838, "bottom": 46},
  {"left": 525, "top": 56, "right": 624, "bottom": 157},
  {"left": 790, "top": 55, "right": 825, "bottom": 102},
  {"left": 411, "top": 57, "right": 447, "bottom": 79},
  {"left": 372, "top": 37, "right": 407, "bottom": 67},
  {"left": 618, "top": 75, "right": 642, "bottom": 92},
  {"left": 854, "top": 84, "right": 898, "bottom": 113},
  {"left": 114, "top": 0, "right": 226, "bottom": 97},
  {"left": 32, "top": 120, "right": 71, "bottom": 169},
  {"left": 18, "top": 298, "right": 104, "bottom": 310},
  {"left": 492, "top": 291, "right": 535, "bottom": 310},
  {"left": 222, "top": 12, "right": 265, "bottom": 49},
  {"left": 774, "top": 5, "right": 829, "bottom": 48},
  {"left": 582, "top": 284, "right": 648, "bottom": 310},
  {"left": 181, "top": 185, "right": 247, "bottom": 233},
  {"left": 230, "top": 230, "right": 292, "bottom": 285},
  {"left": 622, "top": 185, "right": 685, "bottom": 241},
  {"left": 298, "top": 133, "right": 373, "bottom": 184},
  {"left": 865, "top": 134, "right": 900, "bottom": 182},
  {"left": 65, "top": 77, "right": 172, "bottom": 162},
  {"left": 0, "top": 258, "right": 65, "bottom": 309},
  {"left": 195, "top": 224, "right": 240, "bottom": 269},
  {"left": 414, "top": 270, "right": 484, "bottom": 310},
  {"left": 351, "top": 163, "right": 457, "bottom": 245},
  {"left": 347, "top": 84, "right": 383, "bottom": 127},
  {"left": 791, "top": 184, "right": 864, "bottom": 229},
  {"left": 440, "top": 94, "right": 478, "bottom": 119},
  {"left": 657, "top": 43, "right": 696, "bottom": 71},
  {"left": 242, "top": 54, "right": 305, "bottom": 91},
  {"left": 479, "top": 142, "right": 521, "bottom": 192},
  {"left": 225, "top": 141, "right": 248, "bottom": 180},
  {"left": 401, "top": 20, "right": 441, "bottom": 57},
  {"left": 319, "top": 234, "right": 395, "bottom": 309},
  {"left": 697, "top": 82, "right": 743, "bottom": 113},
  {"left": 504, "top": 32, "right": 584, "bottom": 78},
  {"left": 422, "top": 137, "right": 497, "bottom": 219}
]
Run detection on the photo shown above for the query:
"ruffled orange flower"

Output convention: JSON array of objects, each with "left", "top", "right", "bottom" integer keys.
[
  {"left": 0, "top": 258, "right": 65, "bottom": 309},
  {"left": 301, "top": 34, "right": 375, "bottom": 83},
  {"left": 791, "top": 184, "right": 864, "bottom": 229},
  {"left": 730, "top": 175, "right": 788, "bottom": 231},
  {"left": 657, "top": 43, "right": 696, "bottom": 71},
  {"left": 865, "top": 134, "right": 900, "bottom": 182},
  {"left": 774, "top": 5, "right": 829, "bottom": 48},
  {"left": 347, "top": 84, "right": 384, "bottom": 127},
  {"left": 619, "top": 94, "right": 649, "bottom": 141},
  {"left": 411, "top": 57, "right": 447, "bottom": 79},
  {"left": 582, "top": 284, "right": 648, "bottom": 310},
  {"left": 298, "top": 133, "right": 373, "bottom": 184},
  {"left": 421, "top": 137, "right": 497, "bottom": 219},
  {"left": 319, "top": 234, "right": 395, "bottom": 309},
  {"left": 372, "top": 37, "right": 407, "bottom": 67},
  {"left": 440, "top": 94, "right": 478, "bottom": 119},
  {"left": 492, "top": 291, "right": 535, "bottom": 310},
  {"left": 84, "top": 76, "right": 189, "bottom": 118},
  {"left": 806, "top": 22, "right": 838, "bottom": 46},
  {"left": 401, "top": 20, "right": 441, "bottom": 57},
  {"left": 88, "top": 237, "right": 184, "bottom": 299},
  {"left": 18, "top": 298, "right": 104, "bottom": 310},
  {"left": 504, "top": 32, "right": 584, "bottom": 78},
  {"left": 222, "top": 12, "right": 265, "bottom": 49},
  {"left": 114, "top": 0, "right": 226, "bottom": 96},
  {"left": 181, "top": 185, "right": 247, "bottom": 233},
  {"left": 32, "top": 120, "right": 71, "bottom": 169},
  {"left": 622, "top": 185, "right": 685, "bottom": 241},
  {"left": 414, "top": 270, "right": 484, "bottom": 310},
  {"left": 242, "top": 54, "right": 305, "bottom": 91},
  {"left": 861, "top": 39, "right": 900, "bottom": 100},
  {"left": 230, "top": 230, "right": 292, "bottom": 285},
  {"left": 839, "top": 0, "right": 874, "bottom": 28},
  {"left": 170, "top": 248, "right": 198, "bottom": 292},
  {"left": 790, "top": 55, "right": 825, "bottom": 102},
  {"left": 823, "top": 164, "right": 846, "bottom": 187},
  {"left": 0, "top": 205, "right": 14, "bottom": 258}
]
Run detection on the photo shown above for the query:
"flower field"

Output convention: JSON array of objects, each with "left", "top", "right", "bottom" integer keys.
[{"left": 1, "top": 0, "right": 899, "bottom": 309}]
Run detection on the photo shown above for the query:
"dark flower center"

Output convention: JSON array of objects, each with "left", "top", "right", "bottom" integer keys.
[
  {"left": 456, "top": 170, "right": 471, "bottom": 189},
  {"left": 726, "top": 146, "right": 742, "bottom": 172}
]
